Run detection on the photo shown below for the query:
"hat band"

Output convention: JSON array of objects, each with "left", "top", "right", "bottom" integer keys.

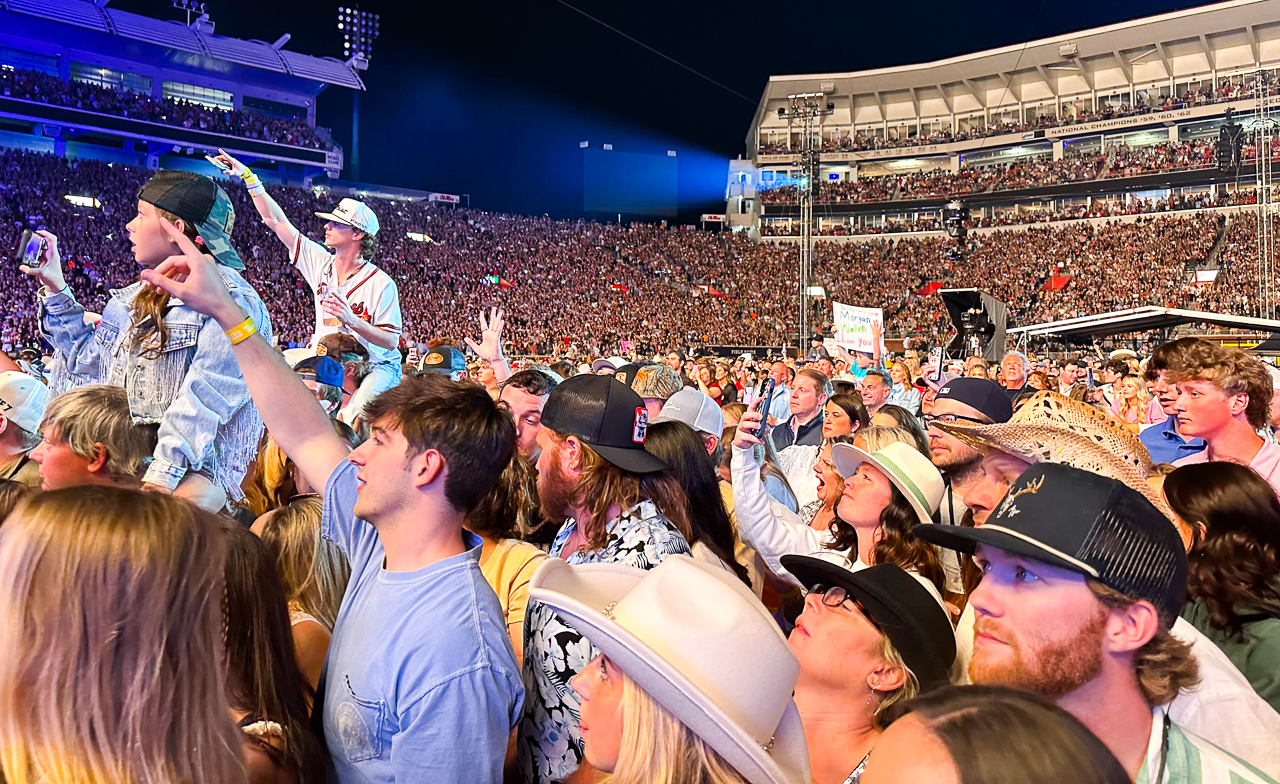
[
  {"left": 877, "top": 457, "right": 931, "bottom": 513},
  {"left": 977, "top": 525, "right": 1100, "bottom": 577}
]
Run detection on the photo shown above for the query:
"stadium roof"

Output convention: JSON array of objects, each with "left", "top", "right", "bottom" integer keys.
[
  {"left": 1008, "top": 306, "right": 1280, "bottom": 342},
  {"left": 0, "top": 0, "right": 364, "bottom": 89},
  {"left": 752, "top": 0, "right": 1280, "bottom": 147}
]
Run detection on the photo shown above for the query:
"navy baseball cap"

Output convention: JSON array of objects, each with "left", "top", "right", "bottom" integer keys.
[
  {"left": 935, "top": 378, "right": 1012, "bottom": 423},
  {"left": 419, "top": 346, "right": 466, "bottom": 377},
  {"left": 914, "top": 463, "right": 1187, "bottom": 620},
  {"left": 541, "top": 374, "right": 668, "bottom": 474},
  {"left": 294, "top": 356, "right": 344, "bottom": 388}
]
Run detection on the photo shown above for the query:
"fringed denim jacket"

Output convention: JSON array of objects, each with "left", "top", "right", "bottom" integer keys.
[{"left": 38, "top": 266, "right": 272, "bottom": 500}]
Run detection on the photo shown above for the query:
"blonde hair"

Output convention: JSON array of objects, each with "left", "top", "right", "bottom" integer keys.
[
  {"left": 255, "top": 495, "right": 351, "bottom": 630},
  {"left": 239, "top": 435, "right": 297, "bottom": 517},
  {"left": 1087, "top": 580, "right": 1200, "bottom": 705},
  {"left": 855, "top": 425, "right": 918, "bottom": 453},
  {"left": 607, "top": 668, "right": 748, "bottom": 784},
  {"left": 40, "top": 385, "right": 153, "bottom": 482},
  {"left": 872, "top": 635, "right": 920, "bottom": 730},
  {"left": 0, "top": 486, "right": 245, "bottom": 783}
]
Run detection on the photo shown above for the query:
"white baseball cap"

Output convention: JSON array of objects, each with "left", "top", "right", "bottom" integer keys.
[
  {"left": 653, "top": 388, "right": 724, "bottom": 437},
  {"left": 0, "top": 371, "right": 48, "bottom": 433},
  {"left": 315, "top": 197, "right": 380, "bottom": 236}
]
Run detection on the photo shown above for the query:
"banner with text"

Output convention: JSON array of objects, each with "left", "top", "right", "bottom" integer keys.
[{"left": 833, "top": 302, "right": 883, "bottom": 353}]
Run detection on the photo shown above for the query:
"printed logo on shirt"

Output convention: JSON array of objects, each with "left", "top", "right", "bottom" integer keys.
[
  {"left": 351, "top": 301, "right": 372, "bottom": 323},
  {"left": 633, "top": 407, "right": 648, "bottom": 444}
]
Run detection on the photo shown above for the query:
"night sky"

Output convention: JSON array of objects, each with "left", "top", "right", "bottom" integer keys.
[{"left": 113, "top": 0, "right": 1211, "bottom": 219}]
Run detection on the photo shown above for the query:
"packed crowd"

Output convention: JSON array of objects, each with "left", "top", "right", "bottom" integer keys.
[
  {"left": 760, "top": 139, "right": 1221, "bottom": 207},
  {"left": 0, "top": 68, "right": 334, "bottom": 149},
  {"left": 3, "top": 172, "right": 1280, "bottom": 784},
  {"left": 758, "top": 79, "right": 1279, "bottom": 157},
  {"left": 3, "top": 149, "right": 1275, "bottom": 360}
]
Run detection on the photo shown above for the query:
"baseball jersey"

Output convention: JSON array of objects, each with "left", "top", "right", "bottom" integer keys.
[{"left": 292, "top": 235, "right": 402, "bottom": 364}]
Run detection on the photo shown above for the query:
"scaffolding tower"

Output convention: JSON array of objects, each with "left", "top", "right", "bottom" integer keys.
[
  {"left": 779, "top": 93, "right": 832, "bottom": 350},
  {"left": 1254, "top": 70, "right": 1277, "bottom": 320}
]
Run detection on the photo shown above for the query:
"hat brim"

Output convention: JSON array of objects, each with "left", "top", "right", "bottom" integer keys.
[
  {"left": 780, "top": 556, "right": 955, "bottom": 691},
  {"left": 591, "top": 360, "right": 616, "bottom": 372},
  {"left": 529, "top": 560, "right": 810, "bottom": 784},
  {"left": 831, "top": 444, "right": 934, "bottom": 527},
  {"left": 314, "top": 210, "right": 356, "bottom": 227},
  {"left": 912, "top": 523, "right": 1101, "bottom": 581},
  {"left": 192, "top": 223, "right": 245, "bottom": 270},
  {"left": 589, "top": 441, "right": 669, "bottom": 474}
]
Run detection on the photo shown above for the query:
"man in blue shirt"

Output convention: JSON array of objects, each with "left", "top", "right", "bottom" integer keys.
[
  {"left": 1139, "top": 339, "right": 1205, "bottom": 465},
  {"left": 141, "top": 237, "right": 523, "bottom": 784}
]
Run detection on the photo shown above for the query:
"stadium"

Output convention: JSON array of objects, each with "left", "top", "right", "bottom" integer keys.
[
  {"left": 0, "top": 0, "right": 1276, "bottom": 357},
  {"left": 4, "top": 2, "right": 1280, "bottom": 783}
]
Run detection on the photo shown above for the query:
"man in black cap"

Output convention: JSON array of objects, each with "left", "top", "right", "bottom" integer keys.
[
  {"left": 518, "top": 373, "right": 693, "bottom": 783},
  {"left": 922, "top": 377, "right": 1013, "bottom": 596},
  {"left": 418, "top": 345, "right": 466, "bottom": 381},
  {"left": 915, "top": 464, "right": 1277, "bottom": 783}
]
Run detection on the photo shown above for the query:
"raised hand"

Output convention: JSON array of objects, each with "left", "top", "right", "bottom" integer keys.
[
  {"left": 19, "top": 230, "right": 67, "bottom": 292},
  {"left": 213, "top": 149, "right": 249, "bottom": 178},
  {"left": 733, "top": 396, "right": 767, "bottom": 449},
  {"left": 138, "top": 218, "right": 242, "bottom": 328},
  {"left": 464, "top": 306, "right": 506, "bottom": 363}
]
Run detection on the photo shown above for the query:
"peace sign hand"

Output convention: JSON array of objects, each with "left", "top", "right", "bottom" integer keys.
[{"left": 138, "top": 218, "right": 244, "bottom": 329}]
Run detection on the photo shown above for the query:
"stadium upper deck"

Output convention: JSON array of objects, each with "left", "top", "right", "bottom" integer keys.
[
  {"left": 750, "top": 0, "right": 1280, "bottom": 165},
  {"left": 0, "top": 0, "right": 362, "bottom": 179}
]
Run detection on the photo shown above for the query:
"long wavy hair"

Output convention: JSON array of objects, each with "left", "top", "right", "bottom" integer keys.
[
  {"left": 609, "top": 666, "right": 749, "bottom": 784},
  {"left": 221, "top": 521, "right": 328, "bottom": 782},
  {"left": 255, "top": 495, "right": 351, "bottom": 632},
  {"left": 130, "top": 207, "right": 211, "bottom": 357},
  {"left": 643, "top": 421, "right": 750, "bottom": 586},
  {"left": 547, "top": 430, "right": 691, "bottom": 552},
  {"left": 1164, "top": 462, "right": 1280, "bottom": 638},
  {"left": 465, "top": 453, "right": 541, "bottom": 541},
  {"left": 0, "top": 487, "right": 246, "bottom": 783}
]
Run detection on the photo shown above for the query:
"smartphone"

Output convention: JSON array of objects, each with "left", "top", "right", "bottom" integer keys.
[
  {"left": 204, "top": 153, "right": 232, "bottom": 174},
  {"left": 11, "top": 230, "right": 45, "bottom": 268},
  {"left": 747, "top": 378, "right": 776, "bottom": 438},
  {"left": 927, "top": 346, "right": 944, "bottom": 383},
  {"left": 1086, "top": 368, "right": 1095, "bottom": 390}
]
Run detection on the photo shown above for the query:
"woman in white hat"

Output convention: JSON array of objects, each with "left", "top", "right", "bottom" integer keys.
[
  {"left": 528, "top": 555, "right": 810, "bottom": 784},
  {"left": 733, "top": 403, "right": 947, "bottom": 594}
]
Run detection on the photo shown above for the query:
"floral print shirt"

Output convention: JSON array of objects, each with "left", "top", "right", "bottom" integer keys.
[{"left": 516, "top": 500, "right": 690, "bottom": 783}]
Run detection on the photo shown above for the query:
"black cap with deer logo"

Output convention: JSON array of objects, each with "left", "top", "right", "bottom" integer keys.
[{"left": 913, "top": 463, "right": 1187, "bottom": 621}]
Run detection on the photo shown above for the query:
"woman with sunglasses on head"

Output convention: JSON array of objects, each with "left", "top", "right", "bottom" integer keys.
[{"left": 783, "top": 558, "right": 956, "bottom": 784}]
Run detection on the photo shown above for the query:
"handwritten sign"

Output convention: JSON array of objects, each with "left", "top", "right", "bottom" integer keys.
[{"left": 833, "top": 302, "right": 883, "bottom": 353}]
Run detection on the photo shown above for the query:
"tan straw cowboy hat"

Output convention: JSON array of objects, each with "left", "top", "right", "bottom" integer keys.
[
  {"left": 528, "top": 555, "right": 810, "bottom": 784},
  {"left": 934, "top": 391, "right": 1180, "bottom": 526}
]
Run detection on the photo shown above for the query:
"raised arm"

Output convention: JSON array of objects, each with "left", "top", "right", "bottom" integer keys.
[
  {"left": 212, "top": 150, "right": 300, "bottom": 250},
  {"left": 141, "top": 218, "right": 347, "bottom": 493}
]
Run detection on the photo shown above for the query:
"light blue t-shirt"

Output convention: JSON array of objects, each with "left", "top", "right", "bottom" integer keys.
[{"left": 321, "top": 460, "right": 524, "bottom": 783}]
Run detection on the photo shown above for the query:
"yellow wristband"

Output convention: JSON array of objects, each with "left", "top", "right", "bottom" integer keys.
[{"left": 225, "top": 317, "right": 257, "bottom": 346}]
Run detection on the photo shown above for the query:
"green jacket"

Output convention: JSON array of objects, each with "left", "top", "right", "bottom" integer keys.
[{"left": 1183, "top": 591, "right": 1280, "bottom": 715}]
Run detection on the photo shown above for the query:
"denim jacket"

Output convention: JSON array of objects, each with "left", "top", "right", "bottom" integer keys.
[{"left": 39, "top": 267, "right": 272, "bottom": 499}]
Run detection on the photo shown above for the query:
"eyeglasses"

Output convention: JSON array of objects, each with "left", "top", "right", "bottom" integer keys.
[
  {"left": 922, "top": 413, "right": 987, "bottom": 426},
  {"left": 809, "top": 584, "right": 880, "bottom": 630}
]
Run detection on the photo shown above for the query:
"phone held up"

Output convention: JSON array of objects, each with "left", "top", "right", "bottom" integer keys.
[
  {"left": 747, "top": 378, "right": 776, "bottom": 438},
  {"left": 11, "top": 230, "right": 45, "bottom": 269}
]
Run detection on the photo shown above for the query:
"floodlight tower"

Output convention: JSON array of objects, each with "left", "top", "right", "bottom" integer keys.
[
  {"left": 339, "top": 5, "right": 380, "bottom": 181},
  {"left": 778, "top": 92, "right": 832, "bottom": 350}
]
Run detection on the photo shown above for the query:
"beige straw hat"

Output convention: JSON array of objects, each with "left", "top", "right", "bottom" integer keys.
[{"left": 934, "top": 391, "right": 1178, "bottom": 524}]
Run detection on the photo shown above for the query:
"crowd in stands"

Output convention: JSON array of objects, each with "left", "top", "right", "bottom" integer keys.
[
  {"left": 760, "top": 139, "right": 1221, "bottom": 207},
  {"left": 0, "top": 68, "right": 333, "bottom": 150},
  {"left": 1, "top": 148, "right": 1275, "bottom": 360},
  {"left": 760, "top": 78, "right": 1280, "bottom": 156}
]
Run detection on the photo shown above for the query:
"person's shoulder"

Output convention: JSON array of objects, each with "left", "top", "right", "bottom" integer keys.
[{"left": 1168, "top": 719, "right": 1280, "bottom": 784}]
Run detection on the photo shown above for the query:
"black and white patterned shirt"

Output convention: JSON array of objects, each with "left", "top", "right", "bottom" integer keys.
[{"left": 516, "top": 500, "right": 690, "bottom": 783}]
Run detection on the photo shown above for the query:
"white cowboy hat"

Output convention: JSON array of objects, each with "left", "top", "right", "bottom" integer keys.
[
  {"left": 528, "top": 555, "right": 810, "bottom": 784},
  {"left": 832, "top": 440, "right": 945, "bottom": 526}
]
